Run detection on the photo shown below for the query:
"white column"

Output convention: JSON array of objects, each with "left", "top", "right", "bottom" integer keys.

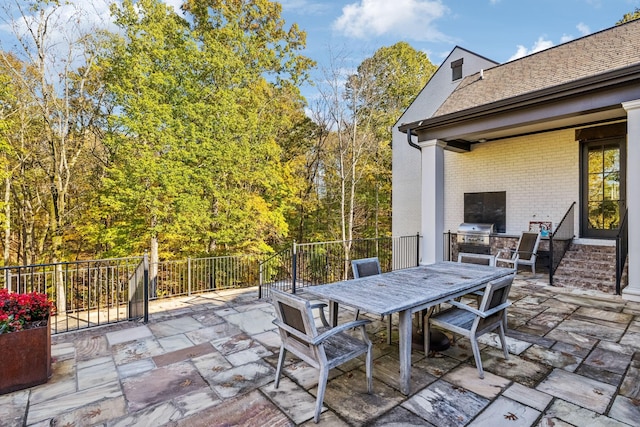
[
  {"left": 622, "top": 100, "right": 640, "bottom": 301},
  {"left": 418, "top": 139, "right": 446, "bottom": 264}
]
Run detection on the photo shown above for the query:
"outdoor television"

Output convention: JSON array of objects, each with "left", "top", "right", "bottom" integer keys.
[{"left": 463, "top": 191, "right": 506, "bottom": 233}]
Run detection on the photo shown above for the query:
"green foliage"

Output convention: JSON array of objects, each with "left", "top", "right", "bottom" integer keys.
[
  {"left": 617, "top": 8, "right": 640, "bottom": 24},
  {"left": 346, "top": 42, "right": 435, "bottom": 238},
  {"left": 0, "top": 0, "right": 432, "bottom": 264},
  {"left": 88, "top": 0, "right": 313, "bottom": 258}
]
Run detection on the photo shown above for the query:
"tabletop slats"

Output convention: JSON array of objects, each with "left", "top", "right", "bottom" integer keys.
[{"left": 304, "top": 261, "right": 514, "bottom": 316}]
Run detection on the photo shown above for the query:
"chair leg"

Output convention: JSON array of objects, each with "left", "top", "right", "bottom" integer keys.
[
  {"left": 366, "top": 344, "right": 373, "bottom": 394},
  {"left": 470, "top": 337, "right": 484, "bottom": 379},
  {"left": 355, "top": 309, "right": 360, "bottom": 320},
  {"left": 275, "top": 346, "right": 286, "bottom": 388},
  {"left": 503, "top": 307, "right": 508, "bottom": 333},
  {"left": 497, "top": 322, "right": 510, "bottom": 360},
  {"left": 315, "top": 366, "right": 329, "bottom": 423}
]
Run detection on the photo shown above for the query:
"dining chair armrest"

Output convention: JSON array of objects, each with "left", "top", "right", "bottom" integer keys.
[
  {"left": 446, "top": 300, "right": 511, "bottom": 318},
  {"left": 480, "top": 302, "right": 511, "bottom": 317},
  {"left": 495, "top": 248, "right": 514, "bottom": 260},
  {"left": 310, "top": 303, "right": 329, "bottom": 327},
  {"left": 313, "top": 319, "right": 371, "bottom": 345},
  {"left": 272, "top": 319, "right": 313, "bottom": 343},
  {"left": 446, "top": 299, "right": 484, "bottom": 316}
]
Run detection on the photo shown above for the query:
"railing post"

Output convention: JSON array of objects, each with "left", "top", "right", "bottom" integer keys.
[
  {"left": 616, "top": 236, "right": 621, "bottom": 295},
  {"left": 143, "top": 252, "right": 149, "bottom": 324},
  {"left": 416, "top": 233, "right": 420, "bottom": 266},
  {"left": 292, "top": 241, "right": 297, "bottom": 294},
  {"left": 187, "top": 257, "right": 192, "bottom": 296},
  {"left": 549, "top": 233, "right": 554, "bottom": 286},
  {"left": 258, "top": 259, "right": 263, "bottom": 299}
]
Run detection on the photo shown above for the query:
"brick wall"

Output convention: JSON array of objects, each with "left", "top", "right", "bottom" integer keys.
[{"left": 443, "top": 129, "right": 579, "bottom": 235}]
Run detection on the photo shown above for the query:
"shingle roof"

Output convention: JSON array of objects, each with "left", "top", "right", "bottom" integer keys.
[{"left": 433, "top": 19, "right": 640, "bottom": 117}]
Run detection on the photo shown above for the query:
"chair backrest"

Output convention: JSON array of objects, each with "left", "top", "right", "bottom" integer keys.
[
  {"left": 270, "top": 289, "right": 323, "bottom": 365},
  {"left": 516, "top": 231, "right": 541, "bottom": 261},
  {"left": 352, "top": 257, "right": 381, "bottom": 278},
  {"left": 477, "top": 275, "right": 514, "bottom": 329}
]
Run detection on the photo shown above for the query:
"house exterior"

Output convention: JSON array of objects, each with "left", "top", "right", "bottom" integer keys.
[{"left": 393, "top": 19, "right": 640, "bottom": 301}]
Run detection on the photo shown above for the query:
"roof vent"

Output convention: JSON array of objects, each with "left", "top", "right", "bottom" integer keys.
[{"left": 479, "top": 69, "right": 484, "bottom": 80}]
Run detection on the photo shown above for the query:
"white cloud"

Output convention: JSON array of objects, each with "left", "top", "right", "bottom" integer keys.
[
  {"left": 279, "top": 0, "right": 330, "bottom": 15},
  {"left": 489, "top": 0, "right": 501, "bottom": 4},
  {"left": 508, "top": 36, "right": 554, "bottom": 61},
  {"left": 577, "top": 22, "right": 590, "bottom": 35},
  {"left": 333, "top": 0, "right": 451, "bottom": 43},
  {"left": 560, "top": 34, "right": 573, "bottom": 43},
  {"left": 556, "top": 22, "right": 591, "bottom": 46}
]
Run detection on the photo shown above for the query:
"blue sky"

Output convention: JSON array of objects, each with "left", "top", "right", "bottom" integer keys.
[
  {"left": 1, "top": 0, "right": 638, "bottom": 103},
  {"left": 278, "top": 0, "right": 640, "bottom": 100}
]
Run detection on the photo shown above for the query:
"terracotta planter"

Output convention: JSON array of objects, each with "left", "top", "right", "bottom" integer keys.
[{"left": 0, "top": 319, "right": 51, "bottom": 394}]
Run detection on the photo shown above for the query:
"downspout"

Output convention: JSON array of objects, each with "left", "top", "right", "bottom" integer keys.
[{"left": 407, "top": 128, "right": 421, "bottom": 151}]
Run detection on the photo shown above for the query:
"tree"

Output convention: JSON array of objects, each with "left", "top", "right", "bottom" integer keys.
[
  {"left": 94, "top": 0, "right": 313, "bottom": 288},
  {"left": 312, "top": 43, "right": 436, "bottom": 274},
  {"left": 0, "top": 1, "right": 109, "bottom": 312},
  {"left": 617, "top": 8, "right": 640, "bottom": 24},
  {"left": 349, "top": 42, "right": 436, "bottom": 239}
]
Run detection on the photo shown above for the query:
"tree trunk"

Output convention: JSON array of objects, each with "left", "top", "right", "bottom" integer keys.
[{"left": 3, "top": 175, "right": 10, "bottom": 266}]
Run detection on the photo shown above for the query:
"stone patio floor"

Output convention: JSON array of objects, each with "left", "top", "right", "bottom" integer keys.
[{"left": 3, "top": 273, "right": 640, "bottom": 426}]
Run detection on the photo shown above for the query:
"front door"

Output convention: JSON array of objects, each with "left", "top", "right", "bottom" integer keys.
[{"left": 581, "top": 137, "right": 626, "bottom": 238}]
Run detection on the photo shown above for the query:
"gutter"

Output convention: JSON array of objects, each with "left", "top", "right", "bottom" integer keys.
[{"left": 407, "top": 128, "right": 421, "bottom": 151}]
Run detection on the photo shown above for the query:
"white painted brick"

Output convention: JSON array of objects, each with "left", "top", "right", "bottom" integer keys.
[{"left": 444, "top": 129, "right": 579, "bottom": 234}]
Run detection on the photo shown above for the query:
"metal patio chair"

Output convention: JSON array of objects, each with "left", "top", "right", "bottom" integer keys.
[
  {"left": 426, "top": 274, "right": 514, "bottom": 379},
  {"left": 496, "top": 231, "right": 541, "bottom": 274},
  {"left": 270, "top": 289, "right": 373, "bottom": 423},
  {"left": 351, "top": 257, "right": 393, "bottom": 344}
]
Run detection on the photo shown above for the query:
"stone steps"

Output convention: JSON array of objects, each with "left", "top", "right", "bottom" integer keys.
[{"left": 552, "top": 244, "right": 617, "bottom": 292}]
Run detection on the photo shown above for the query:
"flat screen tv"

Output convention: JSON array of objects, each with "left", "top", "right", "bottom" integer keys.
[{"left": 464, "top": 191, "right": 506, "bottom": 233}]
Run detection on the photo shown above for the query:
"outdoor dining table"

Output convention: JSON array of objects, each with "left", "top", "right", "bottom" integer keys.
[{"left": 303, "top": 261, "right": 515, "bottom": 395}]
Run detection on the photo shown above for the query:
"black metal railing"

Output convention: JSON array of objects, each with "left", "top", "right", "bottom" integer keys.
[
  {"left": 616, "top": 208, "right": 629, "bottom": 295},
  {"left": 1, "top": 257, "right": 143, "bottom": 334},
  {"left": 152, "top": 255, "right": 259, "bottom": 299},
  {"left": 259, "top": 234, "right": 421, "bottom": 298},
  {"left": 549, "top": 202, "right": 576, "bottom": 286},
  {"left": 1, "top": 235, "right": 422, "bottom": 333}
]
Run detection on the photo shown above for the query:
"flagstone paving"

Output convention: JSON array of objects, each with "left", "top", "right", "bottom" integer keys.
[{"left": 3, "top": 273, "right": 640, "bottom": 426}]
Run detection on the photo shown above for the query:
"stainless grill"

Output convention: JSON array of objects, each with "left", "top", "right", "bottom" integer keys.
[{"left": 457, "top": 223, "right": 494, "bottom": 254}]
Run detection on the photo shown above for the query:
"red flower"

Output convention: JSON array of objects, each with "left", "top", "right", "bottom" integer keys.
[{"left": 0, "top": 289, "right": 55, "bottom": 334}]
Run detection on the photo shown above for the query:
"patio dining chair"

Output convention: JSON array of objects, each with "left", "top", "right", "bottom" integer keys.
[
  {"left": 352, "top": 257, "right": 393, "bottom": 344},
  {"left": 425, "top": 274, "right": 514, "bottom": 379},
  {"left": 495, "top": 231, "right": 541, "bottom": 274},
  {"left": 270, "top": 289, "right": 373, "bottom": 423}
]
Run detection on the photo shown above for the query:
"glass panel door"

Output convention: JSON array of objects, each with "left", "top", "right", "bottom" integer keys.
[{"left": 582, "top": 138, "right": 625, "bottom": 238}]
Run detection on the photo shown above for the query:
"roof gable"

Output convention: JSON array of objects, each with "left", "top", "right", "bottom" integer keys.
[{"left": 434, "top": 19, "right": 640, "bottom": 117}]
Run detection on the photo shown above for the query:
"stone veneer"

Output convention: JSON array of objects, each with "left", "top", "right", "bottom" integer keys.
[{"left": 448, "top": 233, "right": 553, "bottom": 272}]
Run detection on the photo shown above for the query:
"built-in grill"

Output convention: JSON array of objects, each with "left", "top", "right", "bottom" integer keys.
[{"left": 456, "top": 223, "right": 494, "bottom": 255}]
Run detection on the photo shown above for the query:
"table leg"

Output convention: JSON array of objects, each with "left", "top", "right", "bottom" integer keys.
[
  {"left": 329, "top": 301, "right": 339, "bottom": 327},
  {"left": 398, "top": 309, "right": 412, "bottom": 395}
]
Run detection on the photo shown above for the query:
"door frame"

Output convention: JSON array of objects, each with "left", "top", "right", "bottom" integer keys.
[{"left": 579, "top": 136, "right": 627, "bottom": 239}]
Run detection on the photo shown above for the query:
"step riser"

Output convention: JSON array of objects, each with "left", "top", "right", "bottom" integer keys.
[{"left": 552, "top": 243, "right": 618, "bottom": 292}]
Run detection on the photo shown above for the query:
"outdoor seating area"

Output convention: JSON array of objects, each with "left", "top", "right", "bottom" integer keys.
[{"left": 3, "top": 273, "right": 640, "bottom": 426}]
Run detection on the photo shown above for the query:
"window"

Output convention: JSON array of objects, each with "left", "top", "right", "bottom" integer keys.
[
  {"left": 581, "top": 139, "right": 625, "bottom": 238},
  {"left": 451, "top": 58, "right": 463, "bottom": 81}
]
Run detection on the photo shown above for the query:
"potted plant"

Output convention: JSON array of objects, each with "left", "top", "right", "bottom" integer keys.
[{"left": 0, "top": 288, "right": 55, "bottom": 394}]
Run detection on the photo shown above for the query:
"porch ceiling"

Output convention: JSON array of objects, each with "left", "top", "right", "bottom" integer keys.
[{"left": 441, "top": 106, "right": 626, "bottom": 147}]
